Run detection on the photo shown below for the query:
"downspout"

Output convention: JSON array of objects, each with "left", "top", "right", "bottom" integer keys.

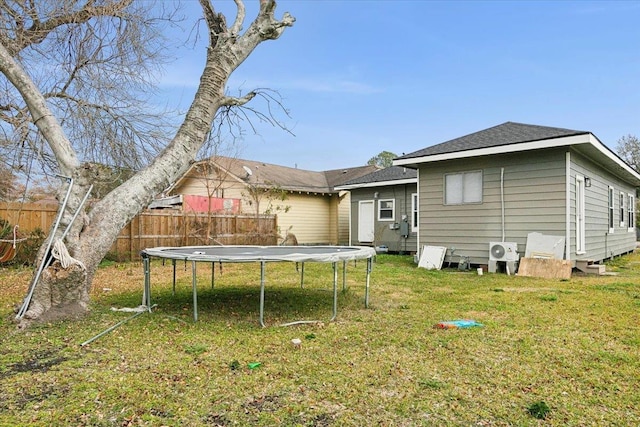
[
  {"left": 501, "top": 167, "right": 505, "bottom": 242},
  {"left": 404, "top": 183, "right": 408, "bottom": 254},
  {"left": 565, "top": 152, "right": 571, "bottom": 261}
]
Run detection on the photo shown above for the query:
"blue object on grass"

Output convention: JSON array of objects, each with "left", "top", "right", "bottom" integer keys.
[{"left": 434, "top": 319, "right": 484, "bottom": 329}]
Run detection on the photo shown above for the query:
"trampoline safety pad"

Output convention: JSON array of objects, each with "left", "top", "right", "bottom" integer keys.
[{"left": 140, "top": 245, "right": 376, "bottom": 326}]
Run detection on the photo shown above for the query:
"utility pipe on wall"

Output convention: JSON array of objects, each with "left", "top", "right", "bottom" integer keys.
[{"left": 501, "top": 167, "right": 505, "bottom": 242}]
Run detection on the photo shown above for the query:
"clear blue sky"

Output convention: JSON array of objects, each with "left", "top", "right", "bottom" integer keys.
[{"left": 156, "top": 0, "right": 640, "bottom": 171}]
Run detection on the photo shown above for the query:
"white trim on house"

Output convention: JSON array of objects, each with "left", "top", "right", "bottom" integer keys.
[
  {"left": 411, "top": 193, "right": 419, "bottom": 233},
  {"left": 619, "top": 191, "right": 626, "bottom": 228},
  {"left": 608, "top": 185, "right": 615, "bottom": 234},
  {"left": 377, "top": 199, "right": 395, "bottom": 221},
  {"left": 628, "top": 193, "right": 636, "bottom": 233},
  {"left": 575, "top": 173, "right": 586, "bottom": 255},
  {"left": 335, "top": 178, "right": 416, "bottom": 190}
]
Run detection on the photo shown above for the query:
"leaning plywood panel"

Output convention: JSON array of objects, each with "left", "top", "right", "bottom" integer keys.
[{"left": 518, "top": 258, "right": 572, "bottom": 280}]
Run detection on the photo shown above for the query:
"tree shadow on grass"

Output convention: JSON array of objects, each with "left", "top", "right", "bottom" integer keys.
[{"left": 149, "top": 285, "right": 348, "bottom": 326}]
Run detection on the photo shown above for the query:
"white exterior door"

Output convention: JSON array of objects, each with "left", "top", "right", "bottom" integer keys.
[
  {"left": 358, "top": 200, "right": 375, "bottom": 243},
  {"left": 576, "top": 175, "right": 586, "bottom": 254}
]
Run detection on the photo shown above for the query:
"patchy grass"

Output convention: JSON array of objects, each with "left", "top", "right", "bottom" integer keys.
[{"left": 1, "top": 253, "right": 640, "bottom": 426}]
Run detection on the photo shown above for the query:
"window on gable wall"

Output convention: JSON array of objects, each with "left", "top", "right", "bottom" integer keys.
[
  {"left": 378, "top": 199, "right": 395, "bottom": 221},
  {"left": 444, "top": 171, "right": 483, "bottom": 205},
  {"left": 628, "top": 194, "right": 635, "bottom": 231},
  {"left": 411, "top": 193, "right": 418, "bottom": 232},
  {"left": 620, "top": 192, "right": 625, "bottom": 227},
  {"left": 608, "top": 186, "right": 615, "bottom": 233}
]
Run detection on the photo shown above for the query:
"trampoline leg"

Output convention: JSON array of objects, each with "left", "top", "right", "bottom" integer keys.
[
  {"left": 342, "top": 260, "right": 347, "bottom": 292},
  {"left": 365, "top": 257, "right": 372, "bottom": 308},
  {"left": 142, "top": 255, "right": 152, "bottom": 311},
  {"left": 259, "top": 261, "right": 266, "bottom": 328},
  {"left": 300, "top": 262, "right": 305, "bottom": 289},
  {"left": 331, "top": 262, "right": 338, "bottom": 321},
  {"left": 192, "top": 261, "right": 198, "bottom": 322},
  {"left": 172, "top": 259, "right": 176, "bottom": 296},
  {"left": 211, "top": 262, "right": 215, "bottom": 289}
]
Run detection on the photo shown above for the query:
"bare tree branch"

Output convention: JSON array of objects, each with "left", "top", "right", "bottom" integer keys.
[
  {"left": 220, "top": 91, "right": 256, "bottom": 107},
  {"left": 0, "top": 0, "right": 135, "bottom": 56},
  {"left": 230, "top": 0, "right": 245, "bottom": 35},
  {"left": 0, "top": 41, "right": 79, "bottom": 175}
]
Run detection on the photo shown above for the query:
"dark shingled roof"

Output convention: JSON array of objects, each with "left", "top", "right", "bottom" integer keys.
[
  {"left": 396, "top": 122, "right": 589, "bottom": 160},
  {"left": 340, "top": 166, "right": 417, "bottom": 186}
]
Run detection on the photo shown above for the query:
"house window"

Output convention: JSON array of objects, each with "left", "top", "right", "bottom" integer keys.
[
  {"left": 620, "top": 192, "right": 625, "bottom": 227},
  {"left": 608, "top": 186, "right": 614, "bottom": 233},
  {"left": 444, "top": 171, "right": 482, "bottom": 205},
  {"left": 378, "top": 199, "right": 395, "bottom": 221},
  {"left": 411, "top": 193, "right": 418, "bottom": 233},
  {"left": 629, "top": 195, "right": 636, "bottom": 230}
]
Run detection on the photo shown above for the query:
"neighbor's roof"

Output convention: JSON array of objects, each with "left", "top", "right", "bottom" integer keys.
[
  {"left": 335, "top": 166, "right": 417, "bottom": 190},
  {"left": 394, "top": 121, "right": 640, "bottom": 186},
  {"left": 171, "top": 156, "right": 379, "bottom": 195}
]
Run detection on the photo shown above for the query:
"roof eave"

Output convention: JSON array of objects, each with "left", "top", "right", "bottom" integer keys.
[
  {"left": 394, "top": 134, "right": 590, "bottom": 165},
  {"left": 394, "top": 133, "right": 640, "bottom": 186},
  {"left": 335, "top": 177, "right": 417, "bottom": 190}
]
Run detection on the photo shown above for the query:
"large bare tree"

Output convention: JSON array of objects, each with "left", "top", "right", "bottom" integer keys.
[{"left": 0, "top": 0, "right": 294, "bottom": 326}]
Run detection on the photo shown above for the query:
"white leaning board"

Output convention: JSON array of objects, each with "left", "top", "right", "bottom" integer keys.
[{"left": 418, "top": 245, "right": 447, "bottom": 270}]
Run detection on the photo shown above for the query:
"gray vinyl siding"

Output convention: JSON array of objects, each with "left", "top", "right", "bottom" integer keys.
[
  {"left": 569, "top": 149, "right": 636, "bottom": 261},
  {"left": 348, "top": 184, "right": 418, "bottom": 253},
  {"left": 419, "top": 148, "right": 567, "bottom": 265}
]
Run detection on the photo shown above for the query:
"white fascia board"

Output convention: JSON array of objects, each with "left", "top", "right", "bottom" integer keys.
[
  {"left": 334, "top": 178, "right": 417, "bottom": 190},
  {"left": 394, "top": 134, "right": 592, "bottom": 166},
  {"left": 587, "top": 134, "right": 640, "bottom": 181}
]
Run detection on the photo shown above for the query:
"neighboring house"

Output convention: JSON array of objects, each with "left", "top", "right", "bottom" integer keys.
[
  {"left": 163, "top": 156, "right": 379, "bottom": 245},
  {"left": 335, "top": 166, "right": 418, "bottom": 253},
  {"left": 394, "top": 122, "right": 640, "bottom": 266}
]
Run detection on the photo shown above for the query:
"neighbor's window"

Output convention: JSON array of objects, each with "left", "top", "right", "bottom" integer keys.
[
  {"left": 444, "top": 171, "right": 483, "bottom": 205},
  {"left": 620, "top": 192, "right": 625, "bottom": 227},
  {"left": 378, "top": 199, "right": 395, "bottom": 221},
  {"left": 608, "top": 186, "right": 614, "bottom": 232},
  {"left": 411, "top": 193, "right": 418, "bottom": 232},
  {"left": 628, "top": 194, "right": 635, "bottom": 231}
]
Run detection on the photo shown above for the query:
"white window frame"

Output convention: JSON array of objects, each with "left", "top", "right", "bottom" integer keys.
[
  {"left": 444, "top": 170, "right": 483, "bottom": 205},
  {"left": 575, "top": 175, "right": 586, "bottom": 255},
  {"left": 628, "top": 193, "right": 635, "bottom": 232},
  {"left": 619, "top": 191, "right": 625, "bottom": 228},
  {"left": 377, "top": 199, "right": 395, "bottom": 221},
  {"left": 411, "top": 193, "right": 418, "bottom": 233},
  {"left": 608, "top": 186, "right": 615, "bottom": 233}
]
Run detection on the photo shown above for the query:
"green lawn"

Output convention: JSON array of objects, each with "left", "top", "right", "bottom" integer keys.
[{"left": 1, "top": 253, "right": 639, "bottom": 426}]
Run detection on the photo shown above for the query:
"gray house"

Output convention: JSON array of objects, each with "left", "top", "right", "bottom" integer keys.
[
  {"left": 394, "top": 122, "right": 640, "bottom": 267},
  {"left": 335, "top": 166, "right": 418, "bottom": 254}
]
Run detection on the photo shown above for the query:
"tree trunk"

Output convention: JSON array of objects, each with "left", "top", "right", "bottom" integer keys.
[{"left": 13, "top": 0, "right": 294, "bottom": 327}]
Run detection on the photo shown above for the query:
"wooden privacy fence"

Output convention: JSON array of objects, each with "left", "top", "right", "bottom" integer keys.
[{"left": 0, "top": 202, "right": 277, "bottom": 262}]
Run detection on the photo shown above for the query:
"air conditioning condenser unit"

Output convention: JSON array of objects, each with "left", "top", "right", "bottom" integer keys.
[
  {"left": 488, "top": 242, "right": 519, "bottom": 274},
  {"left": 489, "top": 242, "right": 518, "bottom": 262}
]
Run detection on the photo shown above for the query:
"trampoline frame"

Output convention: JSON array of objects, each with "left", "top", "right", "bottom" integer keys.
[{"left": 140, "top": 245, "right": 376, "bottom": 326}]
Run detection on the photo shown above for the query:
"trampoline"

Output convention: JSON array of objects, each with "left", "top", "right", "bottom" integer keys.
[{"left": 140, "top": 245, "right": 376, "bottom": 326}]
